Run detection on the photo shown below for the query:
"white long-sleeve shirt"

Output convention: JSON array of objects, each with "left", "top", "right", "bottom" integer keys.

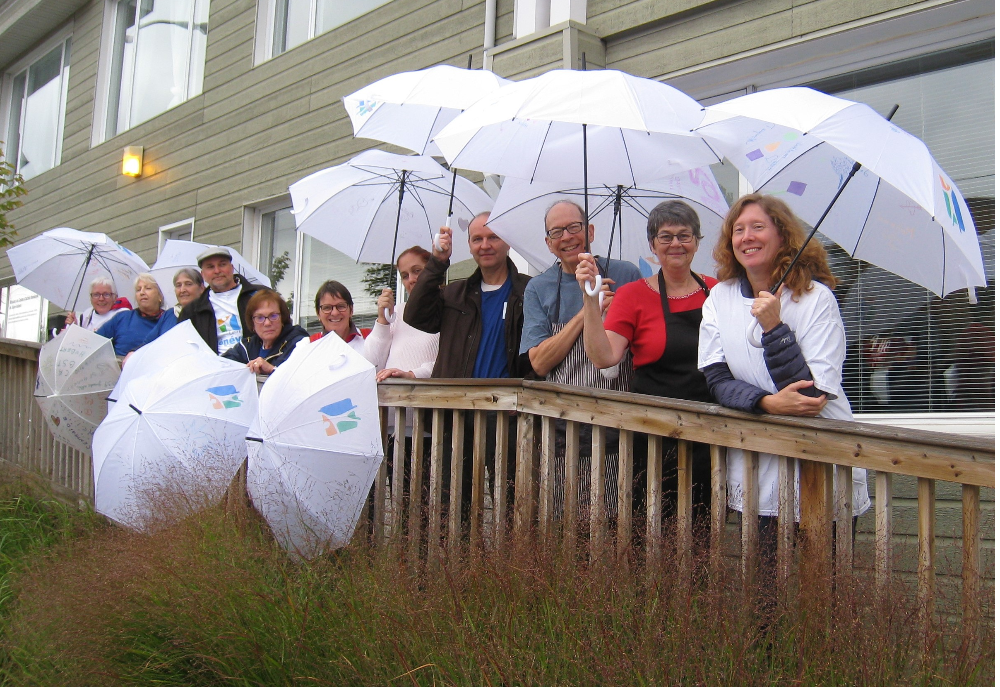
[{"left": 362, "top": 302, "right": 438, "bottom": 378}]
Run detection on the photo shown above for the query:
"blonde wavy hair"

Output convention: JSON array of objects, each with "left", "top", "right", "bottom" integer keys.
[{"left": 713, "top": 193, "right": 837, "bottom": 298}]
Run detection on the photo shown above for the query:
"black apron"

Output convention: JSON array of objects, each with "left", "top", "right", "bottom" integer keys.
[{"left": 632, "top": 269, "right": 714, "bottom": 403}]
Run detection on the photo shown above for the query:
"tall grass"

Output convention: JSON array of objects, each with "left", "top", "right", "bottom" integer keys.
[{"left": 0, "top": 485, "right": 992, "bottom": 686}]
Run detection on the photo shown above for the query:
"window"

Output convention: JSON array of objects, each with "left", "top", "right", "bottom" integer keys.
[
  {"left": 257, "top": 0, "right": 393, "bottom": 61},
  {"left": 0, "top": 284, "right": 49, "bottom": 342},
  {"left": 104, "top": 0, "right": 208, "bottom": 139},
  {"left": 157, "top": 218, "right": 194, "bottom": 252},
  {"left": 252, "top": 203, "right": 377, "bottom": 332},
  {"left": 3, "top": 35, "right": 71, "bottom": 180}
]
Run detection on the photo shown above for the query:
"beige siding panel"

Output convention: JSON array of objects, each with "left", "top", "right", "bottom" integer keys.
[
  {"left": 492, "top": 33, "right": 564, "bottom": 78},
  {"left": 495, "top": 0, "right": 514, "bottom": 44},
  {"left": 205, "top": 0, "right": 255, "bottom": 29},
  {"left": 790, "top": 0, "right": 918, "bottom": 37},
  {"left": 589, "top": 0, "right": 723, "bottom": 38}
]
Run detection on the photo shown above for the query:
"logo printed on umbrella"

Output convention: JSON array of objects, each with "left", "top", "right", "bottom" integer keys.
[
  {"left": 207, "top": 385, "right": 243, "bottom": 409},
  {"left": 357, "top": 99, "right": 379, "bottom": 116},
  {"left": 319, "top": 398, "right": 361, "bottom": 436},
  {"left": 940, "top": 176, "right": 966, "bottom": 232}
]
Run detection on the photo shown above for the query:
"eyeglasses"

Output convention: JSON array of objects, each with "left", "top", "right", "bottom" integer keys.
[
  {"left": 545, "top": 221, "right": 585, "bottom": 240},
  {"left": 653, "top": 231, "right": 695, "bottom": 244},
  {"left": 252, "top": 312, "right": 281, "bottom": 324},
  {"left": 90, "top": 292, "right": 114, "bottom": 299},
  {"left": 318, "top": 303, "right": 350, "bottom": 314}
]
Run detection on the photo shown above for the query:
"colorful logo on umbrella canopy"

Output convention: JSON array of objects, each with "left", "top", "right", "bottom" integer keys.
[
  {"left": 319, "top": 398, "right": 361, "bottom": 436},
  {"left": 940, "top": 176, "right": 966, "bottom": 232},
  {"left": 357, "top": 99, "right": 379, "bottom": 116},
  {"left": 207, "top": 385, "right": 242, "bottom": 409}
]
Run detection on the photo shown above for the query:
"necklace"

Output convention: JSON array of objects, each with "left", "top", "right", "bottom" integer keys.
[{"left": 668, "top": 288, "right": 703, "bottom": 300}]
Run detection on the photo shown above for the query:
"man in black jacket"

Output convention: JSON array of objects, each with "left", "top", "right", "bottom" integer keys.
[
  {"left": 178, "top": 247, "right": 268, "bottom": 354},
  {"left": 404, "top": 213, "right": 531, "bottom": 378}
]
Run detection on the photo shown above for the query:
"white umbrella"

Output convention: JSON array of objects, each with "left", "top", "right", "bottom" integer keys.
[
  {"left": 151, "top": 240, "right": 270, "bottom": 307},
  {"left": 34, "top": 325, "right": 120, "bottom": 454},
  {"left": 696, "top": 87, "right": 987, "bottom": 298},
  {"left": 247, "top": 331, "right": 383, "bottom": 558},
  {"left": 6, "top": 227, "right": 150, "bottom": 313},
  {"left": 92, "top": 351, "right": 259, "bottom": 529},
  {"left": 486, "top": 166, "right": 730, "bottom": 276},
  {"left": 289, "top": 149, "right": 494, "bottom": 265},
  {"left": 108, "top": 320, "right": 215, "bottom": 403},
  {"left": 343, "top": 64, "right": 511, "bottom": 157}
]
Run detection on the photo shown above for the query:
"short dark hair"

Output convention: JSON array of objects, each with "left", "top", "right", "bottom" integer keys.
[
  {"left": 245, "top": 289, "right": 291, "bottom": 329},
  {"left": 397, "top": 246, "right": 430, "bottom": 266},
  {"left": 314, "top": 280, "right": 354, "bottom": 314},
  {"left": 646, "top": 200, "right": 702, "bottom": 241}
]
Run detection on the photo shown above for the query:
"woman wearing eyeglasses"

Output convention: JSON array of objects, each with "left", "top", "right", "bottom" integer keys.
[
  {"left": 310, "top": 280, "right": 366, "bottom": 352},
  {"left": 577, "top": 200, "right": 717, "bottom": 522},
  {"left": 223, "top": 289, "right": 308, "bottom": 375}
]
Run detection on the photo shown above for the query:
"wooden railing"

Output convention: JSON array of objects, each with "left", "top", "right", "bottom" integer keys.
[{"left": 1, "top": 338, "right": 993, "bottom": 623}]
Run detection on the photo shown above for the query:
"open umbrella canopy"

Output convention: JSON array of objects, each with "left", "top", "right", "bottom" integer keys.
[
  {"left": 92, "top": 351, "right": 258, "bottom": 529},
  {"left": 151, "top": 240, "right": 270, "bottom": 307},
  {"left": 6, "top": 228, "right": 150, "bottom": 313},
  {"left": 289, "top": 149, "right": 493, "bottom": 265},
  {"left": 247, "top": 331, "right": 382, "bottom": 558},
  {"left": 432, "top": 69, "right": 721, "bottom": 186},
  {"left": 34, "top": 324, "right": 120, "bottom": 454},
  {"left": 343, "top": 65, "right": 511, "bottom": 157},
  {"left": 696, "top": 87, "right": 987, "bottom": 297},
  {"left": 486, "top": 166, "right": 730, "bottom": 275},
  {"left": 108, "top": 320, "right": 216, "bottom": 403}
]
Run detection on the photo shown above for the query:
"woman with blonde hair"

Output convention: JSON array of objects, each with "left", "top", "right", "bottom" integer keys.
[
  {"left": 97, "top": 273, "right": 165, "bottom": 356},
  {"left": 697, "top": 193, "right": 870, "bottom": 568}
]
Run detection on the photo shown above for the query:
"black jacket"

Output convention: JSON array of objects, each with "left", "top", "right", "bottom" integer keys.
[
  {"left": 178, "top": 275, "right": 268, "bottom": 353},
  {"left": 404, "top": 255, "right": 531, "bottom": 379},
  {"left": 223, "top": 323, "right": 310, "bottom": 368}
]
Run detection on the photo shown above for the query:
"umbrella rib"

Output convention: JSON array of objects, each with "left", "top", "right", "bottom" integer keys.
[
  {"left": 850, "top": 177, "right": 882, "bottom": 258},
  {"left": 528, "top": 121, "right": 554, "bottom": 185},
  {"left": 420, "top": 107, "right": 442, "bottom": 155},
  {"left": 618, "top": 129, "right": 638, "bottom": 188}
]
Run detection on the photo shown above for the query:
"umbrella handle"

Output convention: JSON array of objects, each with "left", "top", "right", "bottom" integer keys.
[
  {"left": 329, "top": 353, "right": 349, "bottom": 371},
  {"left": 584, "top": 274, "right": 605, "bottom": 310},
  {"left": 379, "top": 306, "right": 395, "bottom": 324},
  {"left": 746, "top": 318, "right": 764, "bottom": 349},
  {"left": 433, "top": 216, "right": 450, "bottom": 253}
]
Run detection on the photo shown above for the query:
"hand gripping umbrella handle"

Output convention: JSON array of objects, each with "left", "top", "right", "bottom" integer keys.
[
  {"left": 584, "top": 274, "right": 605, "bottom": 309},
  {"left": 746, "top": 318, "right": 764, "bottom": 349},
  {"left": 433, "top": 216, "right": 450, "bottom": 253},
  {"left": 379, "top": 306, "right": 395, "bottom": 324}
]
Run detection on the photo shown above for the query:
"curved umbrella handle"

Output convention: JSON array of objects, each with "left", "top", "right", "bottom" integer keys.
[
  {"left": 379, "top": 306, "right": 395, "bottom": 324},
  {"left": 746, "top": 317, "right": 764, "bottom": 349},
  {"left": 584, "top": 274, "right": 605, "bottom": 310},
  {"left": 433, "top": 216, "right": 450, "bottom": 253},
  {"left": 289, "top": 197, "right": 307, "bottom": 217},
  {"left": 329, "top": 353, "right": 350, "bottom": 371}
]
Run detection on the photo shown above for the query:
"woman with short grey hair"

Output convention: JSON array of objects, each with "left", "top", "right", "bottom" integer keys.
[
  {"left": 63, "top": 276, "right": 131, "bottom": 332},
  {"left": 141, "top": 267, "right": 206, "bottom": 344}
]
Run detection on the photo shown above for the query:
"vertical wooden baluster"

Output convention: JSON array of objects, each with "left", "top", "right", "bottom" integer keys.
[
  {"left": 447, "top": 409, "right": 465, "bottom": 555},
  {"left": 390, "top": 407, "right": 406, "bottom": 547},
  {"left": 875, "top": 471, "right": 892, "bottom": 594},
  {"left": 917, "top": 477, "right": 936, "bottom": 634},
  {"left": 616, "top": 429, "right": 633, "bottom": 560},
  {"left": 676, "top": 439, "right": 693, "bottom": 589},
  {"left": 589, "top": 426, "right": 606, "bottom": 559},
  {"left": 777, "top": 455, "right": 795, "bottom": 593},
  {"left": 741, "top": 450, "right": 759, "bottom": 589},
  {"left": 835, "top": 464, "right": 854, "bottom": 595},
  {"left": 710, "top": 444, "right": 726, "bottom": 578},
  {"left": 539, "top": 416, "right": 556, "bottom": 543},
  {"left": 372, "top": 406, "right": 389, "bottom": 547},
  {"left": 563, "top": 420, "right": 580, "bottom": 552},
  {"left": 408, "top": 408, "right": 426, "bottom": 560},
  {"left": 428, "top": 408, "right": 445, "bottom": 564},
  {"left": 646, "top": 435, "right": 663, "bottom": 568},
  {"left": 800, "top": 460, "right": 834, "bottom": 613},
  {"left": 961, "top": 484, "right": 981, "bottom": 637},
  {"left": 513, "top": 412, "right": 536, "bottom": 538},
  {"left": 493, "top": 412, "right": 510, "bottom": 549},
  {"left": 469, "top": 410, "right": 488, "bottom": 549}
]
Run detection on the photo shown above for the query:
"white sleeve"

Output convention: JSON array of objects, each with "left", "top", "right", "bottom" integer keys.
[
  {"left": 362, "top": 307, "right": 395, "bottom": 371},
  {"left": 410, "top": 332, "right": 439, "bottom": 379},
  {"left": 697, "top": 293, "right": 727, "bottom": 369},
  {"left": 795, "top": 288, "right": 847, "bottom": 396}
]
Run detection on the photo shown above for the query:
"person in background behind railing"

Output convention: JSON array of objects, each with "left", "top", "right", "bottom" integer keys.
[
  {"left": 141, "top": 268, "right": 205, "bottom": 343},
  {"left": 697, "top": 193, "right": 871, "bottom": 574},
  {"left": 364, "top": 246, "right": 438, "bottom": 381},
  {"left": 578, "top": 200, "right": 717, "bottom": 528},
  {"left": 224, "top": 289, "right": 308, "bottom": 375},
  {"left": 310, "top": 280, "right": 366, "bottom": 352},
  {"left": 63, "top": 276, "right": 131, "bottom": 332},
  {"left": 96, "top": 273, "right": 165, "bottom": 357}
]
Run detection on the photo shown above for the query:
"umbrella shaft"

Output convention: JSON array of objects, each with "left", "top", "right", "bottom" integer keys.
[
  {"left": 390, "top": 171, "right": 408, "bottom": 268},
  {"left": 67, "top": 244, "right": 97, "bottom": 312}
]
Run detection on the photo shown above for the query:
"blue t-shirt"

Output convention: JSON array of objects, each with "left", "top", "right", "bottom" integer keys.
[
  {"left": 142, "top": 307, "right": 180, "bottom": 345},
  {"left": 473, "top": 275, "right": 513, "bottom": 378},
  {"left": 97, "top": 309, "right": 162, "bottom": 356}
]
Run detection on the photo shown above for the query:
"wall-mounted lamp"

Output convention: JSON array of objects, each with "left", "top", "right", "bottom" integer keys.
[{"left": 122, "top": 146, "right": 143, "bottom": 177}]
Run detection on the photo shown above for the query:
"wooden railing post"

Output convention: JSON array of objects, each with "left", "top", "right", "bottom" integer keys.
[
  {"left": 741, "top": 451, "right": 759, "bottom": 590},
  {"left": 469, "top": 410, "right": 488, "bottom": 549},
  {"left": 447, "top": 410, "right": 465, "bottom": 555},
  {"left": 617, "top": 429, "right": 634, "bottom": 559},
  {"left": 835, "top": 464, "right": 854, "bottom": 594},
  {"left": 372, "top": 405, "right": 389, "bottom": 546},
  {"left": 493, "top": 411, "right": 510, "bottom": 548},
  {"left": 563, "top": 420, "right": 580, "bottom": 552},
  {"left": 390, "top": 407, "right": 406, "bottom": 548},
  {"left": 539, "top": 416, "right": 556, "bottom": 542},
  {"left": 799, "top": 460, "right": 834, "bottom": 611},
  {"left": 709, "top": 444, "right": 726, "bottom": 578},
  {"left": 875, "top": 471, "right": 892, "bottom": 593},
  {"left": 776, "top": 455, "right": 795, "bottom": 593},
  {"left": 408, "top": 408, "right": 426, "bottom": 561},
  {"left": 676, "top": 439, "right": 693, "bottom": 588},
  {"left": 513, "top": 412, "right": 536, "bottom": 538},
  {"left": 917, "top": 477, "right": 936, "bottom": 633},
  {"left": 428, "top": 409, "right": 445, "bottom": 563},
  {"left": 961, "top": 484, "right": 981, "bottom": 637},
  {"left": 590, "top": 426, "right": 607, "bottom": 559},
  {"left": 646, "top": 435, "right": 663, "bottom": 567}
]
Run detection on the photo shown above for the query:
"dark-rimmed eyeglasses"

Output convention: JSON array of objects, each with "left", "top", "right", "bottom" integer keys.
[
  {"left": 653, "top": 231, "right": 695, "bottom": 244},
  {"left": 90, "top": 292, "right": 114, "bottom": 299},
  {"left": 545, "top": 221, "right": 585, "bottom": 240},
  {"left": 318, "top": 303, "right": 350, "bottom": 314},
  {"left": 252, "top": 312, "right": 281, "bottom": 324}
]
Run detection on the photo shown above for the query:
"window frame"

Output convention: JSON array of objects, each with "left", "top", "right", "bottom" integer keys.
[
  {"left": 0, "top": 26, "right": 74, "bottom": 181},
  {"left": 157, "top": 217, "right": 195, "bottom": 253},
  {"left": 245, "top": 195, "right": 304, "bottom": 323},
  {"left": 253, "top": 0, "right": 394, "bottom": 64}
]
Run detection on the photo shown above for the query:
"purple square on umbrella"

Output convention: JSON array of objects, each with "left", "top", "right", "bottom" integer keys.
[
  {"left": 746, "top": 149, "right": 764, "bottom": 161},
  {"left": 786, "top": 181, "right": 807, "bottom": 196}
]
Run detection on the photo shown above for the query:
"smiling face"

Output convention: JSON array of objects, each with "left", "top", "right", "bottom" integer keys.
[
  {"left": 174, "top": 273, "right": 202, "bottom": 307},
  {"left": 650, "top": 222, "right": 699, "bottom": 274},
  {"left": 468, "top": 216, "right": 509, "bottom": 276},
  {"left": 318, "top": 292, "right": 353, "bottom": 339},
  {"left": 731, "top": 203, "right": 782, "bottom": 277},
  {"left": 544, "top": 202, "right": 595, "bottom": 272},
  {"left": 252, "top": 300, "right": 282, "bottom": 346},
  {"left": 200, "top": 255, "right": 236, "bottom": 293},
  {"left": 134, "top": 279, "right": 163, "bottom": 315},
  {"left": 397, "top": 252, "right": 426, "bottom": 295},
  {"left": 89, "top": 283, "right": 115, "bottom": 315}
]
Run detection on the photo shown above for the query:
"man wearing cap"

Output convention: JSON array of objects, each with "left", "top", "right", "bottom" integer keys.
[{"left": 178, "top": 247, "right": 268, "bottom": 355}]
